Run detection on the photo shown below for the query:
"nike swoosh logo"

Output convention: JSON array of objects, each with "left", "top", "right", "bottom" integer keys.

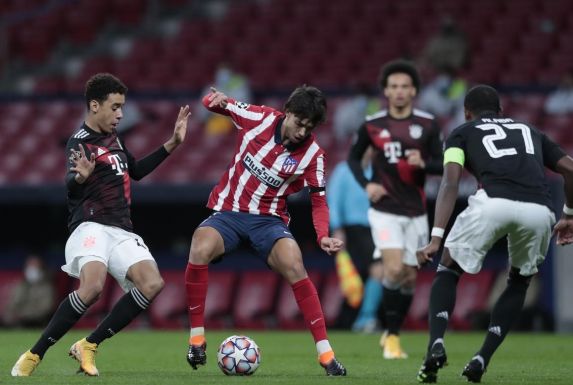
[
  {"left": 310, "top": 318, "right": 322, "bottom": 325},
  {"left": 189, "top": 305, "right": 201, "bottom": 311},
  {"left": 283, "top": 231, "right": 292, "bottom": 235}
]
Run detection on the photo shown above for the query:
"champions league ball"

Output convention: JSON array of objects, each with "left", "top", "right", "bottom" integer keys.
[{"left": 217, "top": 335, "right": 261, "bottom": 375}]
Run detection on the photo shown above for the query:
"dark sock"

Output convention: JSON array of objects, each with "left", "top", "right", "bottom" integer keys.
[
  {"left": 477, "top": 270, "right": 529, "bottom": 367},
  {"left": 428, "top": 266, "right": 461, "bottom": 351},
  {"left": 87, "top": 288, "right": 150, "bottom": 345},
  {"left": 31, "top": 291, "right": 88, "bottom": 358},
  {"left": 382, "top": 282, "right": 401, "bottom": 335},
  {"left": 397, "top": 289, "right": 414, "bottom": 328}
]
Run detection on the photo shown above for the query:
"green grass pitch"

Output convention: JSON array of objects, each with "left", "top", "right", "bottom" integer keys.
[{"left": 1, "top": 330, "right": 572, "bottom": 384}]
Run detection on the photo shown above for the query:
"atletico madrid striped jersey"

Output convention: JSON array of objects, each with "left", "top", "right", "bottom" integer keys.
[{"left": 203, "top": 96, "right": 330, "bottom": 243}]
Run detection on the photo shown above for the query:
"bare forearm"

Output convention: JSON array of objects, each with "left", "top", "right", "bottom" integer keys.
[{"left": 433, "top": 181, "right": 459, "bottom": 229}]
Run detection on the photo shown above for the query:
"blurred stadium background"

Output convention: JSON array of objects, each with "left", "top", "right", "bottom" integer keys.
[{"left": 1, "top": 0, "right": 572, "bottom": 333}]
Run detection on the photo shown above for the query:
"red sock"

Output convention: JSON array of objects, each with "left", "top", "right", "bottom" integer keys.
[
  {"left": 292, "top": 277, "right": 328, "bottom": 343},
  {"left": 185, "top": 263, "right": 209, "bottom": 329}
]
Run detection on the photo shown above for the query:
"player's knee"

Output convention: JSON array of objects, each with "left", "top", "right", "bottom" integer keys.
[
  {"left": 508, "top": 267, "right": 531, "bottom": 289},
  {"left": 189, "top": 242, "right": 216, "bottom": 264},
  {"left": 139, "top": 277, "right": 164, "bottom": 300},
  {"left": 384, "top": 264, "right": 403, "bottom": 282},
  {"left": 78, "top": 282, "right": 106, "bottom": 305}
]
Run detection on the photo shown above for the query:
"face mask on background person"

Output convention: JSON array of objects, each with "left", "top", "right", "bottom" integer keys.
[{"left": 24, "top": 266, "right": 43, "bottom": 284}]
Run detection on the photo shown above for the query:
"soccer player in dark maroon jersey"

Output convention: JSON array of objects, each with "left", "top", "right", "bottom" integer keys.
[
  {"left": 416, "top": 85, "right": 573, "bottom": 383},
  {"left": 184, "top": 86, "right": 347, "bottom": 376},
  {"left": 348, "top": 60, "right": 444, "bottom": 359},
  {"left": 12, "top": 73, "right": 191, "bottom": 377}
]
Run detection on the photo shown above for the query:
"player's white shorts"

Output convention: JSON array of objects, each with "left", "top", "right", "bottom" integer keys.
[
  {"left": 63, "top": 221, "right": 155, "bottom": 292},
  {"left": 445, "top": 189, "right": 555, "bottom": 276},
  {"left": 368, "top": 208, "right": 429, "bottom": 267}
]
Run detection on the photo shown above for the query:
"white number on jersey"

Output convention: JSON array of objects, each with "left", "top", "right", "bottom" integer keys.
[{"left": 476, "top": 123, "right": 534, "bottom": 158}]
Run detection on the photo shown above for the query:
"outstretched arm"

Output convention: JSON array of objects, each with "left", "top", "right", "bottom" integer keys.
[
  {"left": 163, "top": 105, "right": 191, "bottom": 153},
  {"left": 129, "top": 105, "right": 190, "bottom": 180}
]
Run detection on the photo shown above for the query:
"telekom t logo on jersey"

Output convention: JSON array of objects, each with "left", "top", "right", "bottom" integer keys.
[
  {"left": 384, "top": 141, "right": 402, "bottom": 163},
  {"left": 107, "top": 154, "right": 128, "bottom": 175}
]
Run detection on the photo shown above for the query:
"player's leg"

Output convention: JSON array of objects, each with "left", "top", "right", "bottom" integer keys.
[
  {"left": 186, "top": 217, "right": 230, "bottom": 370},
  {"left": 462, "top": 267, "right": 531, "bottom": 383},
  {"left": 71, "top": 231, "right": 158, "bottom": 376},
  {"left": 417, "top": 249, "right": 462, "bottom": 383},
  {"left": 12, "top": 261, "right": 107, "bottom": 377},
  {"left": 83, "top": 259, "right": 163, "bottom": 346},
  {"left": 397, "top": 214, "right": 428, "bottom": 343},
  {"left": 463, "top": 202, "right": 553, "bottom": 382},
  {"left": 267, "top": 237, "right": 346, "bottom": 376},
  {"left": 379, "top": 249, "right": 409, "bottom": 358},
  {"left": 12, "top": 223, "right": 112, "bottom": 377}
]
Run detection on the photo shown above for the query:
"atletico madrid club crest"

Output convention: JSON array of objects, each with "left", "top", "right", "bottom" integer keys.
[{"left": 282, "top": 156, "right": 298, "bottom": 173}]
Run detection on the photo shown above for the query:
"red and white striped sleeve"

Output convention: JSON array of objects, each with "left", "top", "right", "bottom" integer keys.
[
  {"left": 201, "top": 95, "right": 275, "bottom": 131},
  {"left": 305, "top": 151, "right": 330, "bottom": 244}
]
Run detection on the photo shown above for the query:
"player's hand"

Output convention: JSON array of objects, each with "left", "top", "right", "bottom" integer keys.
[
  {"left": 70, "top": 143, "right": 95, "bottom": 184},
  {"left": 165, "top": 105, "right": 191, "bottom": 153},
  {"left": 553, "top": 216, "right": 573, "bottom": 245},
  {"left": 208, "top": 87, "right": 229, "bottom": 109},
  {"left": 406, "top": 149, "right": 425, "bottom": 169},
  {"left": 366, "top": 182, "right": 387, "bottom": 203},
  {"left": 416, "top": 238, "right": 441, "bottom": 268},
  {"left": 320, "top": 237, "right": 344, "bottom": 255}
]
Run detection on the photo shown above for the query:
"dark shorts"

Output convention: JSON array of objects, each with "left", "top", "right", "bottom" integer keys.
[{"left": 199, "top": 211, "right": 295, "bottom": 261}]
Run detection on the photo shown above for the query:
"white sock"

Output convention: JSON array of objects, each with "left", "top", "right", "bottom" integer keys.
[
  {"left": 316, "top": 340, "right": 332, "bottom": 355},
  {"left": 190, "top": 327, "right": 205, "bottom": 338}
]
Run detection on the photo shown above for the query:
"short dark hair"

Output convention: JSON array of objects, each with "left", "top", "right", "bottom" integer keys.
[
  {"left": 284, "top": 85, "right": 327, "bottom": 126},
  {"left": 85, "top": 73, "right": 127, "bottom": 110},
  {"left": 464, "top": 85, "right": 501, "bottom": 115},
  {"left": 379, "top": 59, "right": 420, "bottom": 91}
]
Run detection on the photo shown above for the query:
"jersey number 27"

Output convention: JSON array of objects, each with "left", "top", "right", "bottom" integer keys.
[{"left": 477, "top": 123, "right": 534, "bottom": 158}]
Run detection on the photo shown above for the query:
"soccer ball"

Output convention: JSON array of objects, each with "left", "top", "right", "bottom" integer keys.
[{"left": 217, "top": 335, "right": 261, "bottom": 375}]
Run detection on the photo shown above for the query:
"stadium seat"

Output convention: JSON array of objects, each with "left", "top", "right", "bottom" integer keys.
[
  {"left": 319, "top": 271, "right": 344, "bottom": 327},
  {"left": 148, "top": 270, "right": 186, "bottom": 329},
  {"left": 0, "top": 271, "right": 24, "bottom": 325},
  {"left": 233, "top": 271, "right": 280, "bottom": 329},
  {"left": 275, "top": 270, "right": 323, "bottom": 329},
  {"left": 451, "top": 270, "right": 496, "bottom": 330},
  {"left": 204, "top": 270, "right": 237, "bottom": 329}
]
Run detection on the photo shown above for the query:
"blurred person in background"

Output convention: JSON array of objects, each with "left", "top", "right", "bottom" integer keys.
[
  {"left": 332, "top": 84, "right": 381, "bottom": 143},
  {"left": 11, "top": 73, "right": 191, "bottom": 377},
  {"left": 328, "top": 147, "right": 383, "bottom": 332},
  {"left": 416, "top": 85, "right": 573, "bottom": 383},
  {"left": 3, "top": 254, "right": 55, "bottom": 328},
  {"left": 348, "top": 60, "right": 444, "bottom": 360},
  {"left": 544, "top": 69, "right": 573, "bottom": 115},
  {"left": 421, "top": 16, "right": 468, "bottom": 76},
  {"left": 196, "top": 63, "right": 252, "bottom": 136},
  {"left": 184, "top": 85, "right": 347, "bottom": 376}
]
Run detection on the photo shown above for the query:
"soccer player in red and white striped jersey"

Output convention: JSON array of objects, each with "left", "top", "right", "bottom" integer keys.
[{"left": 185, "top": 86, "right": 347, "bottom": 376}]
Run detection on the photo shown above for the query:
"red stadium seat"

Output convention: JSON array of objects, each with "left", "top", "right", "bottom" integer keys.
[
  {"left": 233, "top": 271, "right": 279, "bottom": 329},
  {"left": 149, "top": 270, "right": 186, "bottom": 329},
  {"left": 204, "top": 270, "right": 237, "bottom": 329},
  {"left": 275, "top": 271, "right": 323, "bottom": 329},
  {"left": 0, "top": 271, "right": 24, "bottom": 324},
  {"left": 451, "top": 270, "right": 496, "bottom": 330},
  {"left": 319, "top": 271, "right": 344, "bottom": 327}
]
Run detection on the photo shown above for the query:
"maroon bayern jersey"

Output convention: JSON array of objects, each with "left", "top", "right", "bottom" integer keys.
[
  {"left": 348, "top": 108, "right": 443, "bottom": 217},
  {"left": 65, "top": 123, "right": 170, "bottom": 233},
  {"left": 203, "top": 96, "right": 330, "bottom": 242}
]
